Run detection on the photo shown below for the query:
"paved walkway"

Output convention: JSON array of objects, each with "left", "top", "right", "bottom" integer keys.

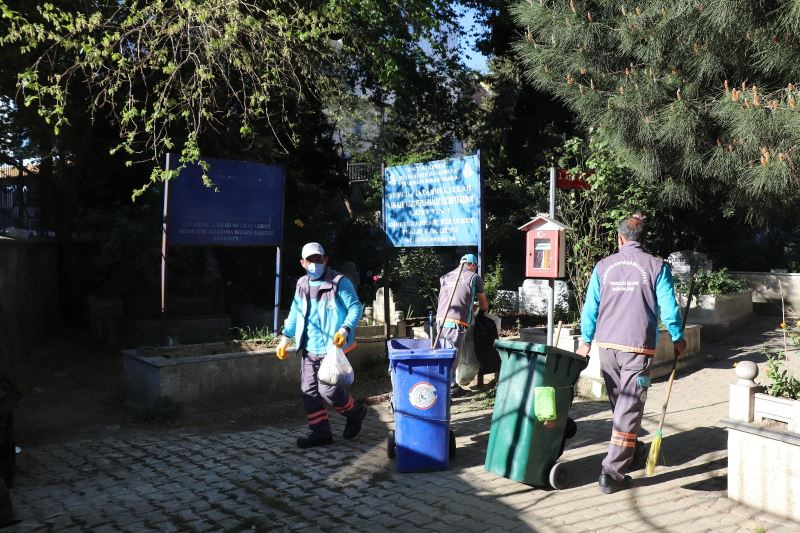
[{"left": 10, "top": 318, "right": 800, "bottom": 532}]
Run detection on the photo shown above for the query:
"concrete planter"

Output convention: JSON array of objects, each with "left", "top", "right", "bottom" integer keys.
[
  {"left": 753, "top": 392, "right": 800, "bottom": 432},
  {"left": 679, "top": 290, "right": 753, "bottom": 340},
  {"left": 122, "top": 336, "right": 390, "bottom": 409},
  {"left": 724, "top": 361, "right": 800, "bottom": 522},
  {"left": 122, "top": 345, "right": 298, "bottom": 409}
]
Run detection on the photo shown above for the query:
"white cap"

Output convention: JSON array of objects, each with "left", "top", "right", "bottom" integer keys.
[{"left": 301, "top": 242, "right": 325, "bottom": 259}]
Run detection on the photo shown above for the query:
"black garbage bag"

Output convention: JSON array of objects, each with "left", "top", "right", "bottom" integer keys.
[{"left": 473, "top": 311, "right": 501, "bottom": 374}]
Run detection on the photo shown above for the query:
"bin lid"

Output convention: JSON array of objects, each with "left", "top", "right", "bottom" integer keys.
[
  {"left": 387, "top": 338, "right": 456, "bottom": 361},
  {"left": 494, "top": 339, "right": 586, "bottom": 362}
]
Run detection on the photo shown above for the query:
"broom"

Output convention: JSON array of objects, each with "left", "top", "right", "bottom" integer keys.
[{"left": 645, "top": 272, "right": 695, "bottom": 476}]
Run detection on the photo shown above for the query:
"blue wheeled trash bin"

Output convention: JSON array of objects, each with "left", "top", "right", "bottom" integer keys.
[{"left": 387, "top": 338, "right": 456, "bottom": 472}]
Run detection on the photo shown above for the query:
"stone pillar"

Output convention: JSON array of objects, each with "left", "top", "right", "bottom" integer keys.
[
  {"left": 363, "top": 306, "right": 373, "bottom": 326},
  {"left": 393, "top": 310, "right": 406, "bottom": 338},
  {"left": 729, "top": 361, "right": 760, "bottom": 422}
]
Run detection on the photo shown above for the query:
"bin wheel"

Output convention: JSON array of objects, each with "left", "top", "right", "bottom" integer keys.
[
  {"left": 449, "top": 429, "right": 456, "bottom": 459},
  {"left": 387, "top": 430, "right": 396, "bottom": 460},
  {"left": 549, "top": 461, "right": 568, "bottom": 490}
]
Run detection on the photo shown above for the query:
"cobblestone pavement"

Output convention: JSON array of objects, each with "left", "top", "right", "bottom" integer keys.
[{"left": 10, "top": 318, "right": 800, "bottom": 532}]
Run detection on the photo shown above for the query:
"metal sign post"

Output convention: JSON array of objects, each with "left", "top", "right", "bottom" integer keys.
[
  {"left": 273, "top": 246, "right": 282, "bottom": 334},
  {"left": 547, "top": 166, "right": 556, "bottom": 347},
  {"left": 160, "top": 153, "right": 172, "bottom": 345},
  {"left": 381, "top": 162, "right": 391, "bottom": 352}
]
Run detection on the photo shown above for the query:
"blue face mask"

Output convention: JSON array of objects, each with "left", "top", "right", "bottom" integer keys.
[{"left": 306, "top": 262, "right": 325, "bottom": 280}]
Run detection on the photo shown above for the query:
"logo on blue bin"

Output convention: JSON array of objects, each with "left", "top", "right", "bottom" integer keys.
[{"left": 409, "top": 382, "right": 437, "bottom": 410}]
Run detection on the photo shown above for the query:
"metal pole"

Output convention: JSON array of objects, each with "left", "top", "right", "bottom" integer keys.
[
  {"left": 274, "top": 246, "right": 282, "bottom": 333},
  {"left": 275, "top": 167, "right": 287, "bottom": 334},
  {"left": 547, "top": 166, "right": 556, "bottom": 346},
  {"left": 381, "top": 162, "right": 391, "bottom": 357},
  {"left": 477, "top": 150, "right": 484, "bottom": 275},
  {"left": 161, "top": 153, "right": 172, "bottom": 345}
]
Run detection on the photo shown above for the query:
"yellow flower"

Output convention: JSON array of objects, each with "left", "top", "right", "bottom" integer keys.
[{"left": 780, "top": 322, "right": 787, "bottom": 329}]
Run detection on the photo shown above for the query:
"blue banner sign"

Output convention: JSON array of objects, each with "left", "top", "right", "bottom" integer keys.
[
  {"left": 167, "top": 155, "right": 285, "bottom": 246},
  {"left": 384, "top": 155, "right": 481, "bottom": 247}
]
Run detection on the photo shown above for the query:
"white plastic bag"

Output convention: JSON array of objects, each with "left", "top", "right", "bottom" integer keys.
[
  {"left": 319, "top": 344, "right": 355, "bottom": 386},
  {"left": 456, "top": 323, "right": 480, "bottom": 386}
]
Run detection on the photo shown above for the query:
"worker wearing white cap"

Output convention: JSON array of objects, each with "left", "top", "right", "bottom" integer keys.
[
  {"left": 276, "top": 242, "right": 366, "bottom": 448},
  {"left": 436, "top": 253, "right": 489, "bottom": 397}
]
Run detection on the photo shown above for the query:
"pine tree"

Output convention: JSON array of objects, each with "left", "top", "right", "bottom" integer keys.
[{"left": 513, "top": 0, "right": 800, "bottom": 222}]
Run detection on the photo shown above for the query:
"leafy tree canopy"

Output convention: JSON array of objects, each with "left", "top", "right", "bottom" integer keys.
[
  {"left": 513, "top": 0, "right": 800, "bottom": 223},
  {"left": 0, "top": 0, "right": 468, "bottom": 197}
]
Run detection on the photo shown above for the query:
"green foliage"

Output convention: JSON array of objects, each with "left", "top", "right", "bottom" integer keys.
[
  {"left": 390, "top": 248, "right": 445, "bottom": 313},
  {"left": 513, "top": 0, "right": 800, "bottom": 223},
  {"left": 482, "top": 255, "right": 503, "bottom": 309},
  {"left": 1, "top": 0, "right": 471, "bottom": 200},
  {"left": 676, "top": 268, "right": 747, "bottom": 297},
  {"left": 232, "top": 326, "right": 275, "bottom": 343},
  {"left": 554, "top": 135, "right": 663, "bottom": 311},
  {"left": 1, "top": 0, "right": 341, "bottom": 198},
  {"left": 764, "top": 350, "right": 800, "bottom": 401},
  {"left": 469, "top": 57, "right": 576, "bottom": 270}
]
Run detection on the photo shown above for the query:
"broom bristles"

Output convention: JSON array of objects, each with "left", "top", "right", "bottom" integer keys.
[{"left": 645, "top": 430, "right": 662, "bottom": 476}]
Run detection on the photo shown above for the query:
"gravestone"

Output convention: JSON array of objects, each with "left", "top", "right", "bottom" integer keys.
[
  {"left": 494, "top": 290, "right": 518, "bottom": 313},
  {"left": 518, "top": 279, "right": 570, "bottom": 315},
  {"left": 667, "top": 251, "right": 712, "bottom": 283}
]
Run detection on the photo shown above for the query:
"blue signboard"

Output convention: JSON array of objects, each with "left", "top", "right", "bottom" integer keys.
[
  {"left": 167, "top": 155, "right": 285, "bottom": 246},
  {"left": 383, "top": 155, "right": 481, "bottom": 247}
]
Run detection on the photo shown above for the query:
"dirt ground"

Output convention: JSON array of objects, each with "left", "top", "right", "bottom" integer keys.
[{"left": 11, "top": 331, "right": 499, "bottom": 447}]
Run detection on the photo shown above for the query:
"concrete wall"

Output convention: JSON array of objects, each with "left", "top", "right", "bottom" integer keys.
[
  {"left": 731, "top": 271, "right": 800, "bottom": 312},
  {"left": 0, "top": 239, "right": 60, "bottom": 374}
]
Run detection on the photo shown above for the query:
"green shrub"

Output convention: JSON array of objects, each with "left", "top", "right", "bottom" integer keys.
[
  {"left": 676, "top": 268, "right": 747, "bottom": 297},
  {"left": 483, "top": 256, "right": 503, "bottom": 309},
  {"left": 763, "top": 321, "right": 800, "bottom": 400}
]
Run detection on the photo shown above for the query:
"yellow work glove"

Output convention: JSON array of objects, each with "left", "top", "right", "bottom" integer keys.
[
  {"left": 332, "top": 328, "right": 348, "bottom": 348},
  {"left": 276, "top": 335, "right": 291, "bottom": 360}
]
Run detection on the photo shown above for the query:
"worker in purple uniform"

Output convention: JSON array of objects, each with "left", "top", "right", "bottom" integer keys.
[
  {"left": 576, "top": 214, "right": 686, "bottom": 493},
  {"left": 436, "top": 253, "right": 489, "bottom": 397},
  {"left": 276, "top": 242, "right": 366, "bottom": 449}
]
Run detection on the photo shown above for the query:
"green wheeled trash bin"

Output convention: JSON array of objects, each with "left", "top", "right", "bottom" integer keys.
[{"left": 484, "top": 339, "right": 588, "bottom": 489}]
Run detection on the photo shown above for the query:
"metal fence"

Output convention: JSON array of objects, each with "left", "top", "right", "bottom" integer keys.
[
  {"left": 347, "top": 161, "right": 376, "bottom": 184},
  {"left": 0, "top": 164, "right": 41, "bottom": 235}
]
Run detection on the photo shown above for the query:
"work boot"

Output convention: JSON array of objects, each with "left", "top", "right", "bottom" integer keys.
[
  {"left": 450, "top": 385, "right": 469, "bottom": 398},
  {"left": 343, "top": 401, "right": 367, "bottom": 440},
  {"left": 297, "top": 433, "right": 334, "bottom": 449},
  {"left": 598, "top": 473, "right": 632, "bottom": 494}
]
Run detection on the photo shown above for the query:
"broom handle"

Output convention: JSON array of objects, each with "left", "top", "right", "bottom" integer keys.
[
  {"left": 432, "top": 262, "right": 466, "bottom": 349},
  {"left": 655, "top": 273, "right": 695, "bottom": 433}
]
